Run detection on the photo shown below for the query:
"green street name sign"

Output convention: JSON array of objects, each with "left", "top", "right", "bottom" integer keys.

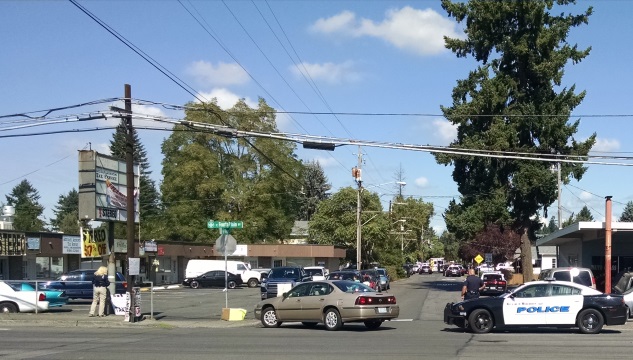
[{"left": 207, "top": 220, "right": 243, "bottom": 229}]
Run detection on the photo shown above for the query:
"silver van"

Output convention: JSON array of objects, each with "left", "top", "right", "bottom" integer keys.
[{"left": 538, "top": 267, "right": 596, "bottom": 289}]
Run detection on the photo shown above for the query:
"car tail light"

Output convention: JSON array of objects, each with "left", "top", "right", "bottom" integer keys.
[
  {"left": 39, "top": 293, "right": 46, "bottom": 301},
  {"left": 355, "top": 295, "right": 397, "bottom": 305},
  {"left": 123, "top": 282, "right": 128, "bottom": 289}
]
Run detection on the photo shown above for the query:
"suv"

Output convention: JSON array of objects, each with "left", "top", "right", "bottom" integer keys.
[
  {"left": 39, "top": 269, "right": 127, "bottom": 300},
  {"left": 260, "top": 266, "right": 310, "bottom": 300},
  {"left": 538, "top": 267, "right": 596, "bottom": 289},
  {"left": 444, "top": 265, "right": 462, "bottom": 277},
  {"left": 304, "top": 266, "right": 328, "bottom": 281}
]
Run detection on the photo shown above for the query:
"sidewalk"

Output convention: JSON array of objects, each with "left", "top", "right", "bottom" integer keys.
[{"left": 0, "top": 311, "right": 260, "bottom": 329}]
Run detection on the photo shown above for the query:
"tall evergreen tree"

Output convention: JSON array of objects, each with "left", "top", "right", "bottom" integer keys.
[
  {"left": 619, "top": 201, "right": 633, "bottom": 222},
  {"left": 110, "top": 119, "right": 162, "bottom": 238},
  {"left": 548, "top": 217, "right": 558, "bottom": 233},
  {"left": 5, "top": 179, "right": 45, "bottom": 231},
  {"left": 298, "top": 161, "right": 331, "bottom": 221},
  {"left": 50, "top": 189, "right": 78, "bottom": 232},
  {"left": 576, "top": 205, "right": 594, "bottom": 222},
  {"left": 437, "top": 0, "right": 595, "bottom": 280}
]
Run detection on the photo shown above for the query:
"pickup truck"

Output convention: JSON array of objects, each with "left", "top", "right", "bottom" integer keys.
[{"left": 260, "top": 266, "right": 311, "bottom": 300}]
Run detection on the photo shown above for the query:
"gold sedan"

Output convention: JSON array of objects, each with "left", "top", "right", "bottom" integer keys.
[{"left": 254, "top": 280, "right": 399, "bottom": 331}]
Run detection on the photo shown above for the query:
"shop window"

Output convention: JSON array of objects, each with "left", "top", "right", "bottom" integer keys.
[
  {"left": 36, "top": 257, "right": 64, "bottom": 279},
  {"left": 273, "top": 260, "right": 283, "bottom": 268}
]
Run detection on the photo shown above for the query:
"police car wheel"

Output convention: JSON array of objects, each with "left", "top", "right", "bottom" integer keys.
[
  {"left": 468, "top": 309, "right": 494, "bottom": 334},
  {"left": 577, "top": 309, "right": 604, "bottom": 334}
]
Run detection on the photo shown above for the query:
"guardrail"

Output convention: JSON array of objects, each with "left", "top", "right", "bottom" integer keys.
[{"left": 0, "top": 279, "right": 155, "bottom": 318}]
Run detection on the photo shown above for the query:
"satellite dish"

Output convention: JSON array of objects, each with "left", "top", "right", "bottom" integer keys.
[{"left": 214, "top": 234, "right": 237, "bottom": 256}]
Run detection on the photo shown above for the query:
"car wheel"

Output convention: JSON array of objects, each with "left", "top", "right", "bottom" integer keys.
[
  {"left": 190, "top": 281, "right": 200, "bottom": 289},
  {"left": 468, "top": 308, "right": 494, "bottom": 334},
  {"left": 364, "top": 320, "right": 382, "bottom": 330},
  {"left": 247, "top": 278, "right": 259, "bottom": 288},
  {"left": 227, "top": 281, "right": 237, "bottom": 289},
  {"left": 323, "top": 308, "right": 343, "bottom": 331},
  {"left": 0, "top": 302, "right": 18, "bottom": 313},
  {"left": 261, "top": 307, "right": 281, "bottom": 328},
  {"left": 577, "top": 308, "right": 604, "bottom": 334},
  {"left": 302, "top": 322, "right": 318, "bottom": 328}
]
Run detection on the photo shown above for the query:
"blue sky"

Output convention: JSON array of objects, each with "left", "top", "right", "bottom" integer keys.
[{"left": 1, "top": 0, "right": 632, "bottom": 234}]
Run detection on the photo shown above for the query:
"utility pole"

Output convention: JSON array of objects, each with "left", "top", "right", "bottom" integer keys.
[
  {"left": 354, "top": 146, "right": 363, "bottom": 271},
  {"left": 605, "top": 196, "right": 613, "bottom": 294},
  {"left": 557, "top": 161, "right": 562, "bottom": 229},
  {"left": 124, "top": 84, "right": 136, "bottom": 323}
]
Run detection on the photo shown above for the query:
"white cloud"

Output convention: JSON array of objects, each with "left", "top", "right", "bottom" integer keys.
[
  {"left": 579, "top": 191, "right": 593, "bottom": 201},
  {"left": 432, "top": 119, "right": 457, "bottom": 144},
  {"left": 196, "top": 88, "right": 257, "bottom": 109},
  {"left": 291, "top": 61, "right": 361, "bottom": 84},
  {"left": 415, "top": 176, "right": 429, "bottom": 188},
  {"left": 310, "top": 7, "right": 463, "bottom": 56},
  {"left": 309, "top": 156, "right": 339, "bottom": 168},
  {"left": 186, "top": 61, "right": 249, "bottom": 87},
  {"left": 591, "top": 138, "right": 620, "bottom": 152}
]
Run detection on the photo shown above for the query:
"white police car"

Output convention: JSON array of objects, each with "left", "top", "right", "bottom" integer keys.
[{"left": 444, "top": 280, "right": 628, "bottom": 334}]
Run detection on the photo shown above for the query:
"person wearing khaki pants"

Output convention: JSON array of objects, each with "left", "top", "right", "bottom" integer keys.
[{"left": 89, "top": 266, "right": 110, "bottom": 317}]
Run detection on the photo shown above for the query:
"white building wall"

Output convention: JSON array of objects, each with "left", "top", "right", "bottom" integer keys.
[{"left": 557, "top": 242, "right": 583, "bottom": 267}]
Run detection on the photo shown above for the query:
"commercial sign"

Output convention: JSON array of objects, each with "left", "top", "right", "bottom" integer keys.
[
  {"left": 78, "top": 150, "right": 140, "bottom": 224},
  {"left": 27, "top": 237, "right": 41, "bottom": 250},
  {"left": 80, "top": 227, "right": 109, "bottom": 258},
  {"left": 144, "top": 240, "right": 157, "bottom": 252},
  {"left": 63, "top": 235, "right": 81, "bottom": 254},
  {"left": 0, "top": 232, "right": 26, "bottom": 256}
]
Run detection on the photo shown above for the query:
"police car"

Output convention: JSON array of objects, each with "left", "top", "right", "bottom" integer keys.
[{"left": 444, "top": 280, "right": 628, "bottom": 334}]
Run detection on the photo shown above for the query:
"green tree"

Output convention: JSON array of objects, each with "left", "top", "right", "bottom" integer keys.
[
  {"left": 5, "top": 179, "right": 45, "bottom": 231},
  {"left": 548, "top": 217, "right": 558, "bottom": 233},
  {"left": 437, "top": 0, "right": 595, "bottom": 280},
  {"left": 562, "top": 212, "right": 576, "bottom": 228},
  {"left": 309, "top": 187, "right": 391, "bottom": 266},
  {"left": 298, "top": 160, "right": 331, "bottom": 221},
  {"left": 619, "top": 201, "right": 633, "bottom": 222},
  {"left": 160, "top": 98, "right": 303, "bottom": 243},
  {"left": 389, "top": 195, "right": 435, "bottom": 261},
  {"left": 57, "top": 210, "right": 80, "bottom": 234},
  {"left": 50, "top": 189, "right": 78, "bottom": 232},
  {"left": 576, "top": 205, "right": 594, "bottom": 222}
]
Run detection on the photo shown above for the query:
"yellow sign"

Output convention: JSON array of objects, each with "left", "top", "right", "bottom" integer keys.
[
  {"left": 474, "top": 254, "right": 484, "bottom": 264},
  {"left": 81, "top": 227, "right": 109, "bottom": 258}
]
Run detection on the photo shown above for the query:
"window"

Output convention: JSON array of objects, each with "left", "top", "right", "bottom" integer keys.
[
  {"left": 273, "top": 260, "right": 283, "bottom": 268},
  {"left": 515, "top": 284, "right": 549, "bottom": 298},
  {"left": 553, "top": 271, "right": 571, "bottom": 282},
  {"left": 287, "top": 283, "right": 310, "bottom": 298},
  {"left": 551, "top": 285, "right": 581, "bottom": 296},
  {"left": 36, "top": 257, "right": 63, "bottom": 279}
]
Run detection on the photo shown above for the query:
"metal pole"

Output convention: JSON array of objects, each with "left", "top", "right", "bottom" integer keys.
[
  {"left": 223, "top": 233, "right": 228, "bottom": 308},
  {"left": 355, "top": 146, "right": 362, "bottom": 271},
  {"left": 605, "top": 196, "right": 613, "bottom": 294},
  {"left": 124, "top": 84, "right": 136, "bottom": 322},
  {"left": 557, "top": 161, "right": 562, "bottom": 229}
]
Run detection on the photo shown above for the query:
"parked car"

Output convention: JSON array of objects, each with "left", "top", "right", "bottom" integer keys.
[
  {"left": 621, "top": 286, "right": 633, "bottom": 318},
  {"left": 0, "top": 281, "right": 49, "bottom": 313},
  {"left": 254, "top": 268, "right": 271, "bottom": 281},
  {"left": 402, "top": 264, "right": 414, "bottom": 277},
  {"left": 419, "top": 264, "right": 433, "bottom": 274},
  {"left": 445, "top": 280, "right": 628, "bottom": 334},
  {"left": 182, "top": 270, "right": 243, "bottom": 289},
  {"left": 326, "top": 270, "right": 361, "bottom": 281},
  {"left": 476, "top": 263, "right": 496, "bottom": 273},
  {"left": 538, "top": 267, "right": 596, "bottom": 289},
  {"left": 376, "top": 268, "right": 390, "bottom": 290},
  {"left": 480, "top": 272, "right": 507, "bottom": 295},
  {"left": 39, "top": 269, "right": 127, "bottom": 300},
  {"left": 19, "top": 282, "right": 68, "bottom": 307},
  {"left": 613, "top": 271, "right": 633, "bottom": 294},
  {"left": 255, "top": 280, "right": 399, "bottom": 330},
  {"left": 260, "top": 266, "right": 311, "bottom": 300},
  {"left": 304, "top": 266, "right": 328, "bottom": 281},
  {"left": 444, "top": 265, "right": 462, "bottom": 277},
  {"left": 496, "top": 262, "right": 514, "bottom": 272}
]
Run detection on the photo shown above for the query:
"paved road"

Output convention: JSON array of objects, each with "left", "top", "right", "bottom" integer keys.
[{"left": 1, "top": 274, "right": 632, "bottom": 359}]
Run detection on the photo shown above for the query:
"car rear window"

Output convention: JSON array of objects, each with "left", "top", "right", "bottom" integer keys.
[
  {"left": 333, "top": 280, "right": 374, "bottom": 293},
  {"left": 483, "top": 275, "right": 503, "bottom": 281},
  {"left": 574, "top": 271, "right": 592, "bottom": 287},
  {"left": 553, "top": 271, "right": 572, "bottom": 282}
]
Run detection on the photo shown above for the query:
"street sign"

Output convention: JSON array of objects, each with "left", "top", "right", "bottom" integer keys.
[
  {"left": 474, "top": 254, "right": 484, "bottom": 264},
  {"left": 207, "top": 220, "right": 243, "bottom": 229},
  {"left": 485, "top": 253, "right": 493, "bottom": 263},
  {"left": 214, "top": 234, "right": 237, "bottom": 256}
]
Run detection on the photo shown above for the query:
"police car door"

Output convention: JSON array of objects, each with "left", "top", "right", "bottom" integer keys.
[
  {"left": 545, "top": 283, "right": 583, "bottom": 325},
  {"left": 503, "top": 284, "right": 550, "bottom": 325}
]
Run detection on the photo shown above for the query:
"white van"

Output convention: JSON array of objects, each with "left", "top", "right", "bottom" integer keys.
[{"left": 185, "top": 260, "right": 261, "bottom": 287}]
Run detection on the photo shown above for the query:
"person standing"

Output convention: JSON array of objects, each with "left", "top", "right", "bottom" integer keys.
[
  {"left": 461, "top": 268, "right": 485, "bottom": 300},
  {"left": 89, "top": 266, "right": 110, "bottom": 317}
]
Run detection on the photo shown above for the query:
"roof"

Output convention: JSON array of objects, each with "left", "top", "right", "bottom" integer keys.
[{"left": 536, "top": 221, "right": 633, "bottom": 247}]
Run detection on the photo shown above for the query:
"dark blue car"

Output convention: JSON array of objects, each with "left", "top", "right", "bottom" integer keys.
[{"left": 39, "top": 269, "right": 127, "bottom": 300}]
